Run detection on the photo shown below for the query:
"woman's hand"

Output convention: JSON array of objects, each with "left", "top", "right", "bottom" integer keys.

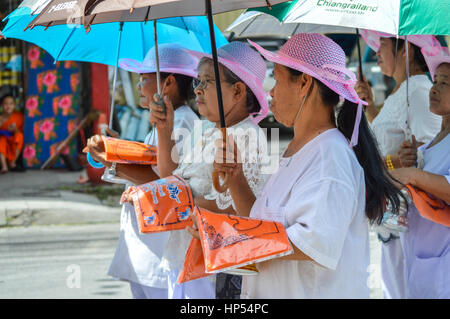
[
  {"left": 213, "top": 133, "right": 244, "bottom": 185},
  {"left": 186, "top": 212, "right": 200, "bottom": 240},
  {"left": 148, "top": 95, "right": 174, "bottom": 137},
  {"left": 86, "top": 135, "right": 109, "bottom": 167},
  {"left": 397, "top": 135, "right": 418, "bottom": 168},
  {"left": 390, "top": 167, "right": 419, "bottom": 186},
  {"left": 120, "top": 187, "right": 135, "bottom": 205}
]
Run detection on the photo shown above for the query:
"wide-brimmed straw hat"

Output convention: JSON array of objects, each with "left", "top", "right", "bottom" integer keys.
[
  {"left": 422, "top": 45, "right": 450, "bottom": 80},
  {"left": 119, "top": 43, "right": 198, "bottom": 78},
  {"left": 360, "top": 30, "right": 440, "bottom": 55},
  {"left": 185, "top": 42, "right": 269, "bottom": 124},
  {"left": 249, "top": 33, "right": 367, "bottom": 148}
]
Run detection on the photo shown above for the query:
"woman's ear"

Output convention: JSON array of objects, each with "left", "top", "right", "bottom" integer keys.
[
  {"left": 233, "top": 82, "right": 247, "bottom": 103},
  {"left": 162, "top": 74, "right": 177, "bottom": 95},
  {"left": 299, "top": 73, "right": 314, "bottom": 96},
  {"left": 399, "top": 43, "right": 407, "bottom": 59}
]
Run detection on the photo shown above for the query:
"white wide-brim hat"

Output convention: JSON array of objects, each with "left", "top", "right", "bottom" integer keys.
[
  {"left": 119, "top": 43, "right": 198, "bottom": 79},
  {"left": 422, "top": 45, "right": 450, "bottom": 80},
  {"left": 360, "top": 30, "right": 440, "bottom": 56},
  {"left": 185, "top": 42, "right": 269, "bottom": 124},
  {"left": 249, "top": 33, "right": 367, "bottom": 148}
]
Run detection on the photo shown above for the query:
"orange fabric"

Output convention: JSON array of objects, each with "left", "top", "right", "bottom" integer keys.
[
  {"left": 406, "top": 184, "right": 450, "bottom": 227},
  {"left": 102, "top": 136, "right": 157, "bottom": 164},
  {"left": 127, "top": 175, "right": 194, "bottom": 233},
  {"left": 194, "top": 206, "right": 293, "bottom": 274},
  {"left": 0, "top": 112, "right": 24, "bottom": 161},
  {"left": 177, "top": 238, "right": 213, "bottom": 284}
]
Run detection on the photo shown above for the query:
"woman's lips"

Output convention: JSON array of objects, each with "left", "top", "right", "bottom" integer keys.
[{"left": 430, "top": 96, "right": 440, "bottom": 104}]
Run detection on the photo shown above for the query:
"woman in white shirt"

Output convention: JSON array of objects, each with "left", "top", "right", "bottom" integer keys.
[
  {"left": 147, "top": 42, "right": 269, "bottom": 299},
  {"left": 356, "top": 32, "right": 442, "bottom": 299},
  {"left": 86, "top": 44, "right": 199, "bottom": 299},
  {"left": 391, "top": 50, "right": 450, "bottom": 298},
  {"left": 208, "top": 33, "right": 405, "bottom": 298}
]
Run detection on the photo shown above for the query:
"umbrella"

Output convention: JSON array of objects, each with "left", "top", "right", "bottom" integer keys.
[
  {"left": 226, "top": 10, "right": 366, "bottom": 79},
  {"left": 246, "top": 1, "right": 449, "bottom": 141},
  {"left": 26, "top": 0, "right": 292, "bottom": 190},
  {"left": 2, "top": 1, "right": 228, "bottom": 129},
  {"left": 2, "top": 0, "right": 228, "bottom": 177},
  {"left": 251, "top": 0, "right": 450, "bottom": 36},
  {"left": 26, "top": 0, "right": 291, "bottom": 129}
]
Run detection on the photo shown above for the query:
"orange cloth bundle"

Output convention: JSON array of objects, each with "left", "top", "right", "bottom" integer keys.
[
  {"left": 128, "top": 175, "right": 194, "bottom": 233},
  {"left": 177, "top": 238, "right": 213, "bottom": 284},
  {"left": 82, "top": 136, "right": 157, "bottom": 164},
  {"left": 406, "top": 184, "right": 450, "bottom": 227},
  {"left": 194, "top": 206, "right": 293, "bottom": 274},
  {"left": 102, "top": 136, "right": 157, "bottom": 164}
]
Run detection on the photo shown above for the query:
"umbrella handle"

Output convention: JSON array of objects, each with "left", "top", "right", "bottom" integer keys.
[
  {"left": 356, "top": 29, "right": 363, "bottom": 81},
  {"left": 212, "top": 127, "right": 230, "bottom": 193},
  {"left": 212, "top": 171, "right": 230, "bottom": 193}
]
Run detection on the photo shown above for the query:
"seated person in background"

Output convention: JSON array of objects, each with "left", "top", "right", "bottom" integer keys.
[{"left": 0, "top": 94, "right": 24, "bottom": 174}]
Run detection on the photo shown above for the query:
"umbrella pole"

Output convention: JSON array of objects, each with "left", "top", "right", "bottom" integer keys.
[
  {"left": 154, "top": 19, "right": 161, "bottom": 95},
  {"left": 205, "top": 0, "right": 229, "bottom": 193},
  {"left": 109, "top": 22, "right": 124, "bottom": 130},
  {"left": 356, "top": 29, "right": 363, "bottom": 81},
  {"left": 205, "top": 0, "right": 226, "bottom": 129}
]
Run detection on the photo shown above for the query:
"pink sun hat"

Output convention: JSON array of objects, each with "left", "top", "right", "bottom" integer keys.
[
  {"left": 360, "top": 30, "right": 441, "bottom": 54},
  {"left": 249, "top": 33, "right": 367, "bottom": 148},
  {"left": 422, "top": 45, "right": 450, "bottom": 80},
  {"left": 119, "top": 43, "right": 198, "bottom": 78},
  {"left": 185, "top": 42, "right": 269, "bottom": 124}
]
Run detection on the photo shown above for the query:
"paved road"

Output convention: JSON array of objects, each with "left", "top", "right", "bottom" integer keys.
[
  {"left": 0, "top": 223, "right": 131, "bottom": 299},
  {"left": 0, "top": 215, "right": 382, "bottom": 299}
]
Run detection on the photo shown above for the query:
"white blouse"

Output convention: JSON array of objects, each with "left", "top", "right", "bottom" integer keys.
[
  {"left": 241, "top": 129, "right": 370, "bottom": 299},
  {"left": 161, "top": 116, "right": 269, "bottom": 274},
  {"left": 370, "top": 75, "right": 441, "bottom": 156}
]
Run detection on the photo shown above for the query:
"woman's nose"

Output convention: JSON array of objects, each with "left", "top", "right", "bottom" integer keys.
[
  {"left": 194, "top": 86, "right": 203, "bottom": 97},
  {"left": 430, "top": 85, "right": 439, "bottom": 97}
]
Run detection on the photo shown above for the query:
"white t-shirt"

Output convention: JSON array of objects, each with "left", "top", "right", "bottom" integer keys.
[
  {"left": 107, "top": 105, "right": 199, "bottom": 288},
  {"left": 241, "top": 129, "right": 370, "bottom": 299},
  {"left": 371, "top": 75, "right": 441, "bottom": 156}
]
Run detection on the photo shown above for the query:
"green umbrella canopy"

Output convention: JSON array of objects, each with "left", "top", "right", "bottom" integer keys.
[{"left": 251, "top": 0, "right": 450, "bottom": 36}]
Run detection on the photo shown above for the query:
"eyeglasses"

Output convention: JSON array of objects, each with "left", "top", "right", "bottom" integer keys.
[
  {"left": 192, "top": 78, "right": 213, "bottom": 90},
  {"left": 192, "top": 77, "right": 232, "bottom": 90}
]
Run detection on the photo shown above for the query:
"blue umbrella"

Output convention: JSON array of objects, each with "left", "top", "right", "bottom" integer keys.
[
  {"left": 1, "top": 4, "right": 228, "bottom": 127},
  {"left": 2, "top": 8, "right": 227, "bottom": 66},
  {"left": 1, "top": 1, "right": 228, "bottom": 171}
]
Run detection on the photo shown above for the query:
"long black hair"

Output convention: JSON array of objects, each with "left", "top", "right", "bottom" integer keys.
[
  {"left": 288, "top": 68, "right": 405, "bottom": 224},
  {"left": 160, "top": 72, "right": 195, "bottom": 103},
  {"left": 197, "top": 57, "right": 261, "bottom": 115}
]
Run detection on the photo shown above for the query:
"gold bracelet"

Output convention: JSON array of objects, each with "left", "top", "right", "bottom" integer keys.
[{"left": 386, "top": 154, "right": 395, "bottom": 171}]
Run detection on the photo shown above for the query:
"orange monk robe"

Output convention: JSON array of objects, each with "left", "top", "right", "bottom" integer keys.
[{"left": 0, "top": 112, "right": 24, "bottom": 162}]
